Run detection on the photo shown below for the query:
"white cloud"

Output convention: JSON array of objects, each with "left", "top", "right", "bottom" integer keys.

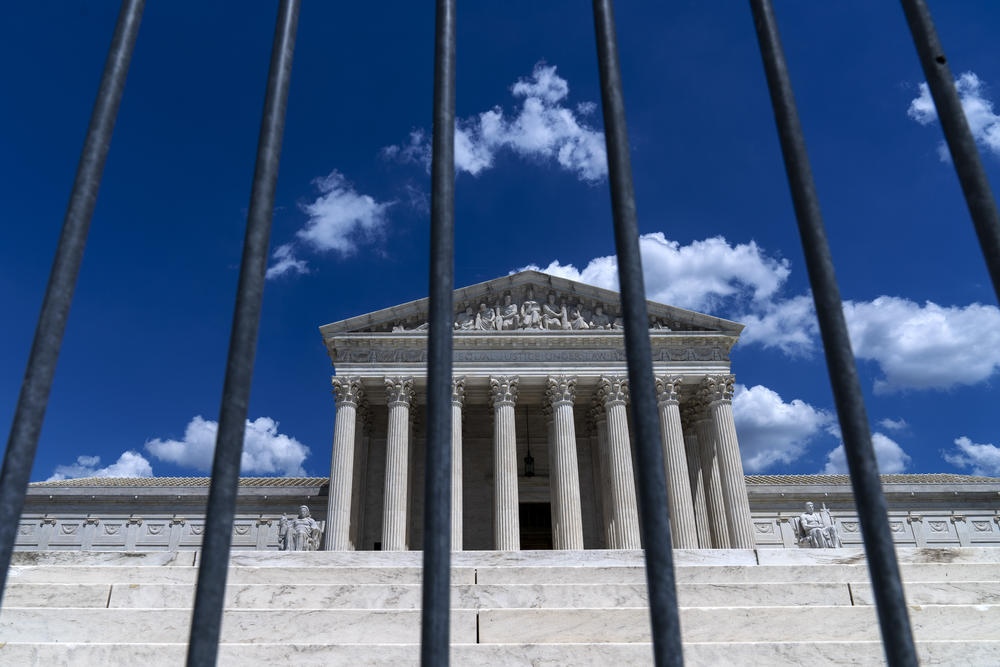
[
  {"left": 47, "top": 451, "right": 153, "bottom": 482},
  {"left": 908, "top": 72, "right": 1000, "bottom": 159},
  {"left": 296, "top": 171, "right": 393, "bottom": 255},
  {"left": 821, "top": 432, "right": 911, "bottom": 474},
  {"left": 266, "top": 171, "right": 393, "bottom": 280},
  {"left": 878, "top": 417, "right": 909, "bottom": 432},
  {"left": 265, "top": 243, "right": 310, "bottom": 280},
  {"left": 736, "top": 294, "right": 818, "bottom": 356},
  {"left": 145, "top": 415, "right": 310, "bottom": 477},
  {"left": 943, "top": 436, "right": 1000, "bottom": 477},
  {"left": 385, "top": 63, "right": 607, "bottom": 182},
  {"left": 518, "top": 233, "right": 791, "bottom": 313},
  {"left": 520, "top": 233, "right": 1000, "bottom": 393},
  {"left": 843, "top": 297, "right": 1000, "bottom": 393},
  {"left": 732, "top": 384, "right": 833, "bottom": 472}
]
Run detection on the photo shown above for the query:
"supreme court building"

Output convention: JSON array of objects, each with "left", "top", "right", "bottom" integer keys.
[
  {"left": 17, "top": 271, "right": 1000, "bottom": 552},
  {"left": 320, "top": 270, "right": 752, "bottom": 553}
]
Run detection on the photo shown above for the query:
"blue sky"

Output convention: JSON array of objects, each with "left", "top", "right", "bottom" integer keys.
[{"left": 3, "top": 2, "right": 1000, "bottom": 482}]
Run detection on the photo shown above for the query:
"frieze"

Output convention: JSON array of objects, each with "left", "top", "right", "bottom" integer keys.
[
  {"left": 384, "top": 285, "right": 681, "bottom": 333},
  {"left": 333, "top": 346, "right": 729, "bottom": 364}
]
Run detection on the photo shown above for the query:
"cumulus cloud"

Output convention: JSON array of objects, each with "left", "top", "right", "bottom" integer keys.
[
  {"left": 47, "top": 451, "right": 153, "bottom": 482},
  {"left": 265, "top": 243, "right": 310, "bottom": 280},
  {"left": 878, "top": 417, "right": 909, "bottom": 432},
  {"left": 943, "top": 436, "right": 1000, "bottom": 477},
  {"left": 145, "top": 416, "right": 310, "bottom": 476},
  {"left": 384, "top": 63, "right": 607, "bottom": 182},
  {"left": 908, "top": 72, "right": 1000, "bottom": 160},
  {"left": 521, "top": 232, "right": 1000, "bottom": 393},
  {"left": 737, "top": 294, "right": 818, "bottom": 356},
  {"left": 843, "top": 297, "right": 1000, "bottom": 393},
  {"left": 266, "top": 171, "right": 392, "bottom": 280},
  {"left": 821, "top": 432, "right": 911, "bottom": 474},
  {"left": 732, "top": 384, "right": 833, "bottom": 472},
  {"left": 518, "top": 233, "right": 791, "bottom": 313}
]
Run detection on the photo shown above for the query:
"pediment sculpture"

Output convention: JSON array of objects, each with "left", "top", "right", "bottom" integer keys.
[{"left": 391, "top": 287, "right": 676, "bottom": 333}]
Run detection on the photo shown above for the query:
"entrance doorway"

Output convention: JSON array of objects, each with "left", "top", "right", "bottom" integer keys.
[{"left": 519, "top": 502, "right": 553, "bottom": 550}]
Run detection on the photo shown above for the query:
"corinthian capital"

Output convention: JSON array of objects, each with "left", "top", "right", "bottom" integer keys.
[
  {"left": 384, "top": 376, "right": 415, "bottom": 406},
  {"left": 597, "top": 376, "right": 629, "bottom": 407},
  {"left": 451, "top": 376, "right": 466, "bottom": 408},
  {"left": 545, "top": 375, "right": 577, "bottom": 406},
  {"left": 331, "top": 376, "right": 364, "bottom": 408},
  {"left": 701, "top": 374, "right": 734, "bottom": 405},
  {"left": 489, "top": 376, "right": 519, "bottom": 408},
  {"left": 654, "top": 375, "right": 683, "bottom": 405}
]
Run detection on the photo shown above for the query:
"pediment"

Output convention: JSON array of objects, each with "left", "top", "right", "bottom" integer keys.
[{"left": 319, "top": 270, "right": 743, "bottom": 337}]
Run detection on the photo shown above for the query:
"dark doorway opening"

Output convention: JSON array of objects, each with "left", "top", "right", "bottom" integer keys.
[{"left": 519, "top": 502, "right": 553, "bottom": 550}]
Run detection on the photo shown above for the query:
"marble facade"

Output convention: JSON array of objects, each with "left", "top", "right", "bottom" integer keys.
[
  {"left": 320, "top": 271, "right": 755, "bottom": 551},
  {"left": 16, "top": 272, "right": 1000, "bottom": 552}
]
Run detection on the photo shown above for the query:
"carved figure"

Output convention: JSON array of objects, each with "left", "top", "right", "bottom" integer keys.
[
  {"left": 520, "top": 287, "right": 542, "bottom": 329},
  {"left": 498, "top": 292, "right": 520, "bottom": 330},
  {"left": 590, "top": 305, "right": 611, "bottom": 329},
  {"left": 568, "top": 305, "right": 590, "bottom": 330},
  {"left": 475, "top": 302, "right": 497, "bottom": 331},
  {"left": 392, "top": 320, "right": 428, "bottom": 332},
  {"left": 455, "top": 305, "right": 476, "bottom": 330},
  {"left": 795, "top": 502, "right": 841, "bottom": 548},
  {"left": 541, "top": 292, "right": 568, "bottom": 330},
  {"left": 278, "top": 505, "right": 322, "bottom": 551}
]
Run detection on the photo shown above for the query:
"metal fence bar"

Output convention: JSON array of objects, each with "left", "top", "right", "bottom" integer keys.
[
  {"left": 591, "top": 2, "right": 684, "bottom": 665},
  {"left": 0, "top": 0, "right": 144, "bottom": 607},
  {"left": 420, "top": 0, "right": 457, "bottom": 664},
  {"left": 185, "top": 2, "right": 300, "bottom": 665},
  {"left": 748, "top": 1, "right": 918, "bottom": 665},
  {"left": 900, "top": 0, "right": 1000, "bottom": 304}
]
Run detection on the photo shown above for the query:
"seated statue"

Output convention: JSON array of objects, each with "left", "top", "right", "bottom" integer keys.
[
  {"left": 567, "top": 305, "right": 590, "bottom": 330},
  {"left": 498, "top": 293, "right": 520, "bottom": 330},
  {"left": 590, "top": 305, "right": 611, "bottom": 329},
  {"left": 454, "top": 305, "right": 476, "bottom": 330},
  {"left": 279, "top": 505, "right": 322, "bottom": 551},
  {"left": 541, "top": 292, "right": 568, "bottom": 330},
  {"left": 520, "top": 287, "right": 542, "bottom": 329},
  {"left": 475, "top": 302, "right": 498, "bottom": 331},
  {"left": 795, "top": 501, "right": 840, "bottom": 548}
]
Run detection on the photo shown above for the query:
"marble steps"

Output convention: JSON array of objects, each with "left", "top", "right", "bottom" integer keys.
[
  {"left": 4, "top": 581, "right": 859, "bottom": 609},
  {"left": 8, "top": 561, "right": 1000, "bottom": 586},
  {"left": 2, "top": 605, "right": 999, "bottom": 644},
  {"left": 3, "top": 641, "right": 1000, "bottom": 667},
  {"left": 10, "top": 579, "right": 1000, "bottom": 609}
]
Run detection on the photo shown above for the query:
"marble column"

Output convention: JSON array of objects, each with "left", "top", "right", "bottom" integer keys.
[
  {"left": 702, "top": 374, "right": 754, "bottom": 549},
  {"left": 451, "top": 377, "right": 465, "bottom": 551},
  {"left": 695, "top": 405, "right": 730, "bottom": 549},
  {"left": 348, "top": 400, "right": 370, "bottom": 550},
  {"left": 598, "top": 376, "right": 641, "bottom": 550},
  {"left": 382, "top": 376, "right": 414, "bottom": 551},
  {"left": 654, "top": 375, "right": 698, "bottom": 549},
  {"left": 590, "top": 401, "right": 614, "bottom": 548},
  {"left": 546, "top": 376, "right": 585, "bottom": 550},
  {"left": 490, "top": 376, "right": 520, "bottom": 551},
  {"left": 681, "top": 404, "right": 712, "bottom": 549},
  {"left": 326, "top": 376, "right": 364, "bottom": 551}
]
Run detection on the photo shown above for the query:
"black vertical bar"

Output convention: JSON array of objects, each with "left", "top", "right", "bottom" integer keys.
[
  {"left": 900, "top": 0, "right": 1000, "bottom": 303},
  {"left": 748, "top": 2, "right": 918, "bottom": 665},
  {"left": 591, "top": 2, "right": 683, "bottom": 666},
  {"left": 421, "top": 0, "right": 456, "bottom": 664},
  {"left": 0, "top": 0, "right": 144, "bottom": 607},
  {"left": 185, "top": 2, "right": 299, "bottom": 665}
]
